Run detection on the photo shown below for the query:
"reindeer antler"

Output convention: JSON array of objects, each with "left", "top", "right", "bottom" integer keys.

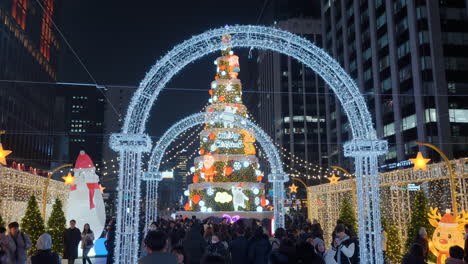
[{"left": 428, "top": 207, "right": 442, "bottom": 220}]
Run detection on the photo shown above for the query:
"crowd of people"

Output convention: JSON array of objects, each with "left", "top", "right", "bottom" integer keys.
[
  {"left": 1, "top": 215, "right": 468, "bottom": 264},
  {"left": 0, "top": 220, "right": 96, "bottom": 264},
  {"left": 136, "top": 216, "right": 359, "bottom": 264}
]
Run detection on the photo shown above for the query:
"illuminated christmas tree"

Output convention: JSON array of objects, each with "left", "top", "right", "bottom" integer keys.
[
  {"left": 21, "top": 195, "right": 45, "bottom": 255},
  {"left": 47, "top": 199, "right": 66, "bottom": 255},
  {"left": 185, "top": 34, "right": 269, "bottom": 214}
]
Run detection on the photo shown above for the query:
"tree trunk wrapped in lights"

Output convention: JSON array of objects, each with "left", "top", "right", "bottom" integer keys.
[{"left": 185, "top": 36, "right": 269, "bottom": 215}]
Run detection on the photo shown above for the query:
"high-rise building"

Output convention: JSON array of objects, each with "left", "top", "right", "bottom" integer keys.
[
  {"left": 100, "top": 86, "right": 132, "bottom": 207},
  {"left": 321, "top": 0, "right": 468, "bottom": 169},
  {"left": 61, "top": 86, "right": 105, "bottom": 162},
  {"left": 250, "top": 0, "right": 326, "bottom": 180},
  {"left": 254, "top": 19, "right": 326, "bottom": 175},
  {"left": 175, "top": 151, "right": 189, "bottom": 198},
  {"left": 0, "top": 0, "right": 61, "bottom": 169}
]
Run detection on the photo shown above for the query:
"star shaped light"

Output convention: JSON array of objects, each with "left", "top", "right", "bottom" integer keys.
[
  {"left": 62, "top": 172, "right": 76, "bottom": 185},
  {"left": 99, "top": 184, "right": 106, "bottom": 194},
  {"left": 289, "top": 183, "right": 298, "bottom": 193},
  {"left": 327, "top": 174, "right": 340, "bottom": 184},
  {"left": 410, "top": 152, "right": 431, "bottom": 171},
  {"left": 0, "top": 143, "right": 12, "bottom": 165}
]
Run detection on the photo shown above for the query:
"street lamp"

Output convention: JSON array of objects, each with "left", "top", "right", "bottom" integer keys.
[
  {"left": 330, "top": 165, "right": 357, "bottom": 211},
  {"left": 42, "top": 164, "right": 73, "bottom": 219},
  {"left": 411, "top": 142, "right": 458, "bottom": 214}
]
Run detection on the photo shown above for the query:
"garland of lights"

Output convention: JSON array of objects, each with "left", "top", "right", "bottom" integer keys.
[{"left": 111, "top": 25, "right": 386, "bottom": 264}]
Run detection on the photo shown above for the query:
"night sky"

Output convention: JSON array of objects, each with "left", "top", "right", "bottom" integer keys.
[{"left": 60, "top": 0, "right": 263, "bottom": 136}]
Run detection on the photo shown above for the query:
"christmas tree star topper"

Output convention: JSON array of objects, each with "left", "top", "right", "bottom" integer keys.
[
  {"left": 289, "top": 183, "right": 298, "bottom": 193},
  {"left": 409, "top": 151, "right": 431, "bottom": 171},
  {"left": 0, "top": 143, "right": 12, "bottom": 165},
  {"left": 62, "top": 172, "right": 75, "bottom": 185},
  {"left": 327, "top": 174, "right": 340, "bottom": 184}
]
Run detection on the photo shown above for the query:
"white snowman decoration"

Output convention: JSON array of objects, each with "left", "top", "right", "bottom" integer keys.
[
  {"left": 66, "top": 151, "right": 106, "bottom": 256},
  {"left": 231, "top": 184, "right": 249, "bottom": 211}
]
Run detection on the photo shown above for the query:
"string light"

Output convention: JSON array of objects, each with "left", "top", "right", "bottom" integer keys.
[
  {"left": 111, "top": 25, "right": 385, "bottom": 264},
  {"left": 308, "top": 158, "right": 468, "bottom": 256},
  {"left": 0, "top": 167, "right": 68, "bottom": 223}
]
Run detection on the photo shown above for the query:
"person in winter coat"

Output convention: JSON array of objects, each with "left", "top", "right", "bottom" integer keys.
[
  {"left": 138, "top": 231, "right": 178, "bottom": 264},
  {"left": 296, "top": 241, "right": 324, "bottom": 264},
  {"left": 401, "top": 243, "right": 427, "bottom": 264},
  {"left": 183, "top": 223, "right": 207, "bottom": 264},
  {"left": 229, "top": 227, "right": 249, "bottom": 264},
  {"left": 415, "top": 227, "right": 429, "bottom": 261},
  {"left": 81, "top": 224, "right": 94, "bottom": 264},
  {"left": 31, "top": 233, "right": 61, "bottom": 264},
  {"left": 248, "top": 227, "right": 271, "bottom": 264},
  {"left": 206, "top": 235, "right": 229, "bottom": 260},
  {"left": 271, "top": 228, "right": 285, "bottom": 251},
  {"left": 63, "top": 220, "right": 81, "bottom": 264},
  {"left": 324, "top": 238, "right": 340, "bottom": 264},
  {"left": 335, "top": 224, "right": 358, "bottom": 264},
  {"left": 105, "top": 219, "right": 116, "bottom": 264},
  {"left": 445, "top": 246, "right": 466, "bottom": 264},
  {"left": 7, "top": 222, "right": 31, "bottom": 264},
  {"left": 140, "top": 222, "right": 157, "bottom": 258},
  {"left": 0, "top": 226, "right": 15, "bottom": 264}
]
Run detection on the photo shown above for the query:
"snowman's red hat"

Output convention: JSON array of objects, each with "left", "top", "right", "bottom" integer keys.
[{"left": 75, "top": 150, "right": 95, "bottom": 169}]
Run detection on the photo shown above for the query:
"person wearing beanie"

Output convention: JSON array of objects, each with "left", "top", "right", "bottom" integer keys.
[{"left": 31, "top": 233, "right": 61, "bottom": 264}]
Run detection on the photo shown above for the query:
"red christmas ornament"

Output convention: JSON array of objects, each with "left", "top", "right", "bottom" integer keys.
[
  {"left": 208, "top": 133, "right": 215, "bottom": 140},
  {"left": 224, "top": 167, "right": 233, "bottom": 176},
  {"left": 208, "top": 108, "right": 215, "bottom": 112},
  {"left": 257, "top": 175, "right": 264, "bottom": 182},
  {"left": 199, "top": 149, "right": 205, "bottom": 155},
  {"left": 219, "top": 65, "right": 226, "bottom": 70},
  {"left": 209, "top": 89, "right": 213, "bottom": 95},
  {"left": 192, "top": 195, "right": 201, "bottom": 204},
  {"left": 219, "top": 96, "right": 225, "bottom": 102},
  {"left": 184, "top": 203, "right": 191, "bottom": 211},
  {"left": 261, "top": 198, "right": 267, "bottom": 207},
  {"left": 193, "top": 174, "right": 199, "bottom": 183}
]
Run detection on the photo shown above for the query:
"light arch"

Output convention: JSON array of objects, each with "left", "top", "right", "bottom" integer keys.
[{"left": 110, "top": 25, "right": 387, "bottom": 264}]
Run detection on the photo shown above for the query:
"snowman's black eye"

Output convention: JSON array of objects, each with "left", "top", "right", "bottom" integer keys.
[
  {"left": 437, "top": 232, "right": 440, "bottom": 237},
  {"left": 448, "top": 234, "right": 452, "bottom": 239}
]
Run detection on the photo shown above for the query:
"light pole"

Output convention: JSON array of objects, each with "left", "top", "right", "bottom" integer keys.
[
  {"left": 330, "top": 165, "right": 357, "bottom": 210},
  {"left": 414, "top": 142, "right": 458, "bottom": 213},
  {"left": 42, "top": 164, "right": 73, "bottom": 219}
]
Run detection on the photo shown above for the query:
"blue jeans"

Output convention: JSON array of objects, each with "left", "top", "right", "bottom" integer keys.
[{"left": 82, "top": 248, "right": 92, "bottom": 264}]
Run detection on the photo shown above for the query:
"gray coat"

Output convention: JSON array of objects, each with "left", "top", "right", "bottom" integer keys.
[
  {"left": 0, "top": 235, "right": 16, "bottom": 264},
  {"left": 7, "top": 231, "right": 32, "bottom": 264}
]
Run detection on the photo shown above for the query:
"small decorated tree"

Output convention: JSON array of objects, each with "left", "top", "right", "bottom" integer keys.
[
  {"left": 405, "top": 190, "right": 434, "bottom": 252},
  {"left": 338, "top": 196, "right": 357, "bottom": 233},
  {"left": 21, "top": 195, "right": 45, "bottom": 255},
  {"left": 386, "top": 223, "right": 402, "bottom": 262},
  {"left": 47, "top": 199, "right": 66, "bottom": 255}
]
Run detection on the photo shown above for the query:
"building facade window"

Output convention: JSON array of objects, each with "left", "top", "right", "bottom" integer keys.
[
  {"left": 11, "top": 0, "right": 27, "bottom": 29},
  {"left": 384, "top": 122, "right": 395, "bottom": 137},
  {"left": 402, "top": 114, "right": 417, "bottom": 130}
]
